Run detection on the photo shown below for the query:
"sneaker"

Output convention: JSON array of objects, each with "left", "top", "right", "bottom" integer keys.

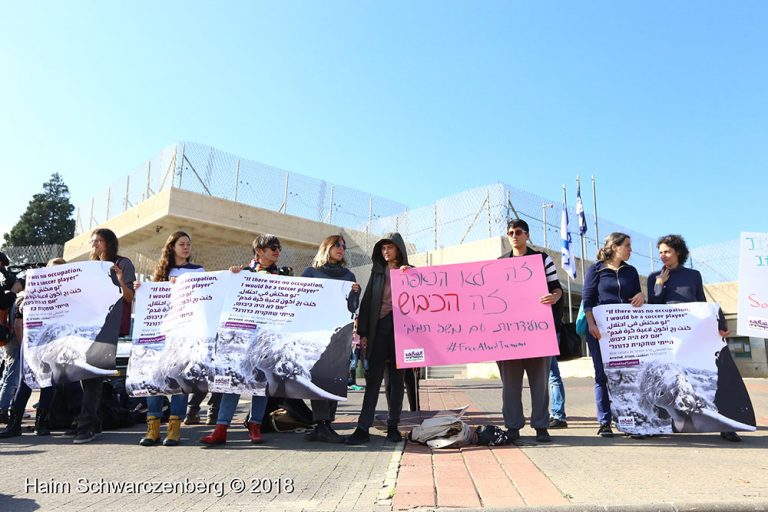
[
  {"left": 316, "top": 422, "right": 344, "bottom": 443},
  {"left": 183, "top": 413, "right": 201, "bottom": 426},
  {"left": 344, "top": 427, "right": 370, "bottom": 445},
  {"left": 348, "top": 385, "right": 364, "bottom": 391},
  {"left": 505, "top": 428, "right": 520, "bottom": 442},
  {"left": 597, "top": 423, "right": 614, "bottom": 438},
  {"left": 548, "top": 418, "right": 568, "bottom": 429},
  {"left": 535, "top": 428, "right": 552, "bottom": 443},
  {"left": 73, "top": 431, "right": 97, "bottom": 444},
  {"left": 386, "top": 427, "right": 403, "bottom": 443},
  {"left": 304, "top": 426, "right": 319, "bottom": 442},
  {"left": 720, "top": 432, "right": 742, "bottom": 443}
]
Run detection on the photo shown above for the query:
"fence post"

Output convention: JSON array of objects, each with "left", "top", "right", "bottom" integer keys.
[
  {"left": 124, "top": 175, "right": 130, "bottom": 211},
  {"left": 434, "top": 203, "right": 438, "bottom": 250},
  {"left": 106, "top": 187, "right": 111, "bottom": 220},
  {"left": 234, "top": 159, "right": 240, "bottom": 202},
  {"left": 89, "top": 198, "right": 95, "bottom": 229},
  {"left": 328, "top": 186, "right": 335, "bottom": 224},
  {"left": 146, "top": 160, "right": 152, "bottom": 200},
  {"left": 178, "top": 143, "right": 186, "bottom": 188}
]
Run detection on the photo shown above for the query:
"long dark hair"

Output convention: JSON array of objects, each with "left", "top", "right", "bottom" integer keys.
[
  {"left": 152, "top": 231, "right": 191, "bottom": 282},
  {"left": 90, "top": 228, "right": 118, "bottom": 262}
]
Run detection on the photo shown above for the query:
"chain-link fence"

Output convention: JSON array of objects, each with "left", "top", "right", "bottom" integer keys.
[
  {"left": 689, "top": 240, "right": 739, "bottom": 284},
  {"left": 1, "top": 244, "right": 64, "bottom": 267},
  {"left": 75, "top": 141, "right": 741, "bottom": 282},
  {"left": 74, "top": 142, "right": 407, "bottom": 238}
]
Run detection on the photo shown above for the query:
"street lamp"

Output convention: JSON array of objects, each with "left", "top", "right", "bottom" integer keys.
[{"left": 542, "top": 203, "right": 554, "bottom": 249}]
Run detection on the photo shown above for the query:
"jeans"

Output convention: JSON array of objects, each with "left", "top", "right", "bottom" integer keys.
[
  {"left": 217, "top": 393, "right": 268, "bottom": 426},
  {"left": 12, "top": 381, "right": 55, "bottom": 412},
  {"left": 146, "top": 394, "right": 188, "bottom": 419},
  {"left": 549, "top": 356, "right": 566, "bottom": 421},
  {"left": 0, "top": 341, "right": 21, "bottom": 410},
  {"left": 586, "top": 331, "right": 612, "bottom": 424}
]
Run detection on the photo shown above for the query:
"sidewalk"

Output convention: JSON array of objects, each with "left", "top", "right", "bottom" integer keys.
[{"left": 0, "top": 376, "right": 766, "bottom": 511}]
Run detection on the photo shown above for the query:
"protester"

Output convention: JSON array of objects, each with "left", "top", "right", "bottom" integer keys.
[
  {"left": 135, "top": 231, "right": 204, "bottom": 447},
  {"left": 548, "top": 357, "right": 568, "bottom": 429},
  {"left": 0, "top": 259, "right": 68, "bottom": 439},
  {"left": 582, "top": 232, "right": 644, "bottom": 438},
  {"left": 200, "top": 234, "right": 282, "bottom": 446},
  {"left": 73, "top": 229, "right": 135, "bottom": 444},
  {"left": 348, "top": 317, "right": 366, "bottom": 390},
  {"left": 345, "top": 232, "right": 411, "bottom": 445},
  {"left": 301, "top": 234, "right": 361, "bottom": 443},
  {"left": 0, "top": 275, "right": 23, "bottom": 424},
  {"left": 648, "top": 234, "right": 741, "bottom": 442},
  {"left": 496, "top": 219, "right": 563, "bottom": 443}
]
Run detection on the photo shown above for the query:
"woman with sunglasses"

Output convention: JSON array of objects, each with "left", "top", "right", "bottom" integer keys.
[
  {"left": 301, "top": 235, "right": 361, "bottom": 443},
  {"left": 135, "top": 231, "right": 204, "bottom": 447},
  {"left": 200, "top": 234, "right": 283, "bottom": 446},
  {"left": 582, "top": 232, "right": 644, "bottom": 438}
]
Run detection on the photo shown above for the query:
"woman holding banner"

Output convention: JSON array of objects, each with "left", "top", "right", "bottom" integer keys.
[
  {"left": 136, "top": 231, "right": 204, "bottom": 447},
  {"left": 301, "top": 234, "right": 361, "bottom": 443},
  {"left": 648, "top": 234, "right": 742, "bottom": 443},
  {"left": 200, "top": 234, "right": 283, "bottom": 446},
  {"left": 345, "top": 232, "right": 411, "bottom": 445},
  {"left": 582, "top": 232, "right": 644, "bottom": 438},
  {"left": 73, "top": 228, "right": 136, "bottom": 444}
]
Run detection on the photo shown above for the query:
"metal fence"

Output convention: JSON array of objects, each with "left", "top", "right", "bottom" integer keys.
[
  {"left": 74, "top": 141, "right": 741, "bottom": 283},
  {"left": 2, "top": 244, "right": 64, "bottom": 267}
]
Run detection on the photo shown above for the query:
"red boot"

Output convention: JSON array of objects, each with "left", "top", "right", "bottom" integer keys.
[
  {"left": 200, "top": 424, "right": 228, "bottom": 445},
  {"left": 246, "top": 421, "right": 263, "bottom": 444}
]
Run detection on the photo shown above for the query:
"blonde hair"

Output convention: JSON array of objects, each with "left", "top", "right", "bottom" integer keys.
[{"left": 312, "top": 235, "right": 347, "bottom": 268}]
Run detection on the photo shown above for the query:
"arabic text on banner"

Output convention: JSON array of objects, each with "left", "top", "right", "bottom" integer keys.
[
  {"left": 391, "top": 257, "right": 558, "bottom": 369},
  {"left": 22, "top": 261, "right": 122, "bottom": 388},
  {"left": 127, "top": 271, "right": 231, "bottom": 397},
  {"left": 593, "top": 303, "right": 755, "bottom": 435},
  {"left": 209, "top": 272, "right": 354, "bottom": 400}
]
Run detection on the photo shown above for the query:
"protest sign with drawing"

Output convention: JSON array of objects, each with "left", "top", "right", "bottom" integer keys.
[
  {"left": 737, "top": 231, "right": 768, "bottom": 337},
  {"left": 391, "top": 257, "right": 558, "bottom": 369},
  {"left": 593, "top": 303, "right": 755, "bottom": 435}
]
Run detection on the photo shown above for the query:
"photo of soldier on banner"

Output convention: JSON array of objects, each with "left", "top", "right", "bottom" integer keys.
[
  {"left": 593, "top": 303, "right": 756, "bottom": 436},
  {"left": 21, "top": 261, "right": 123, "bottom": 388}
]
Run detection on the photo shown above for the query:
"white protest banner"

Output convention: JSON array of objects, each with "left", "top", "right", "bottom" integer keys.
[
  {"left": 210, "top": 272, "right": 354, "bottom": 400},
  {"left": 593, "top": 303, "right": 756, "bottom": 435},
  {"left": 22, "top": 261, "right": 122, "bottom": 388},
  {"left": 737, "top": 231, "right": 768, "bottom": 337},
  {"left": 126, "top": 271, "right": 231, "bottom": 397}
]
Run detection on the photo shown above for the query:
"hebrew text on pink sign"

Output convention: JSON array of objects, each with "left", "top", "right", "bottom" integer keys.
[{"left": 392, "top": 256, "right": 559, "bottom": 368}]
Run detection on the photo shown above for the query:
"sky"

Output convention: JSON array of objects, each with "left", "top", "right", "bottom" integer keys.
[{"left": 1, "top": 1, "right": 766, "bottom": 252}]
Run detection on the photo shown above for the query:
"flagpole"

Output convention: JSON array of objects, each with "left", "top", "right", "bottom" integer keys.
[
  {"left": 563, "top": 185, "right": 573, "bottom": 322},
  {"left": 577, "top": 175, "right": 586, "bottom": 279},
  {"left": 591, "top": 175, "right": 599, "bottom": 248}
]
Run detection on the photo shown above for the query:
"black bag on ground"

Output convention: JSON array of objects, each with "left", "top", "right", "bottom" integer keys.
[{"left": 557, "top": 322, "right": 584, "bottom": 362}]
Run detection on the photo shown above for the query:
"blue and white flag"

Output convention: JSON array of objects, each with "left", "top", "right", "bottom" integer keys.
[
  {"left": 561, "top": 204, "right": 577, "bottom": 279},
  {"left": 576, "top": 182, "right": 587, "bottom": 236}
]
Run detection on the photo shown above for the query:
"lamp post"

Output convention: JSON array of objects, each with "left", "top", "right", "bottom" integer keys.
[{"left": 542, "top": 203, "right": 554, "bottom": 249}]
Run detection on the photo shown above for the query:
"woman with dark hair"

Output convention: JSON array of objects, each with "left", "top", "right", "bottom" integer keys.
[
  {"left": 136, "top": 231, "right": 204, "bottom": 447},
  {"left": 582, "top": 232, "right": 644, "bottom": 438},
  {"left": 345, "top": 232, "right": 411, "bottom": 445},
  {"left": 71, "top": 228, "right": 136, "bottom": 444},
  {"left": 648, "top": 234, "right": 742, "bottom": 442},
  {"left": 200, "top": 234, "right": 282, "bottom": 446},
  {"left": 301, "top": 234, "right": 361, "bottom": 443}
]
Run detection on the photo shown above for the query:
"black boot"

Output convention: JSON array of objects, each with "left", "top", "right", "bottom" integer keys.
[
  {"left": 316, "top": 421, "right": 343, "bottom": 443},
  {"left": 0, "top": 409, "right": 23, "bottom": 439},
  {"left": 35, "top": 409, "right": 51, "bottom": 436},
  {"left": 0, "top": 408, "right": 9, "bottom": 424}
]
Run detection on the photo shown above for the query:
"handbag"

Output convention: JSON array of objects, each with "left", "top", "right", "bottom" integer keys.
[
  {"left": 575, "top": 302, "right": 588, "bottom": 336},
  {"left": 557, "top": 322, "right": 584, "bottom": 362}
]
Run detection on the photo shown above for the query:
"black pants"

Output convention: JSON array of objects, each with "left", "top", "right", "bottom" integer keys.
[
  {"left": 385, "top": 367, "right": 420, "bottom": 411},
  {"left": 356, "top": 314, "right": 404, "bottom": 430},
  {"left": 187, "top": 391, "right": 222, "bottom": 416},
  {"left": 76, "top": 377, "right": 103, "bottom": 433}
]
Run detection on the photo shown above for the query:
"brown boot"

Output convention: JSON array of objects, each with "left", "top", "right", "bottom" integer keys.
[
  {"left": 140, "top": 417, "right": 161, "bottom": 446},
  {"left": 163, "top": 416, "right": 182, "bottom": 446}
]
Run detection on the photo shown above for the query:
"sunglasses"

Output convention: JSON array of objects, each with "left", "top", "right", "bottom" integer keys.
[
  {"left": 507, "top": 229, "right": 527, "bottom": 237},
  {"left": 334, "top": 242, "right": 346, "bottom": 250},
  {"left": 268, "top": 245, "right": 281, "bottom": 252}
]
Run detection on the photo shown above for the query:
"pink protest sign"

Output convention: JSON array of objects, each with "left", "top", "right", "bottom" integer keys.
[{"left": 392, "top": 256, "right": 559, "bottom": 368}]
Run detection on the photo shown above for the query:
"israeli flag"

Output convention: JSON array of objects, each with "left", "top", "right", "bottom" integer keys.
[
  {"left": 561, "top": 204, "right": 577, "bottom": 279},
  {"left": 576, "top": 182, "right": 587, "bottom": 236}
]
